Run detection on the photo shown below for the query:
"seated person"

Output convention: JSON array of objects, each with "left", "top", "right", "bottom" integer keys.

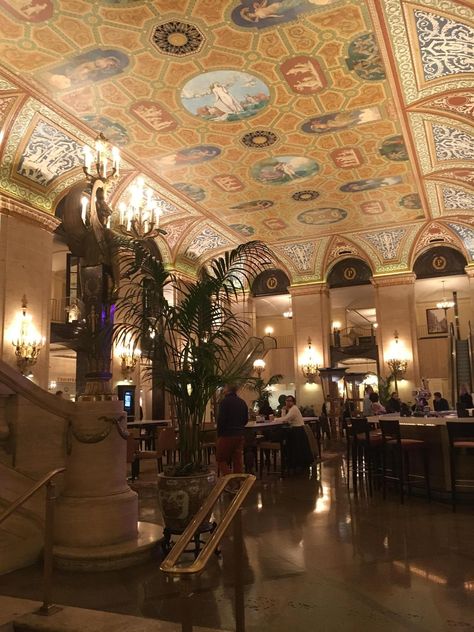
[
  {"left": 386, "top": 391, "right": 401, "bottom": 413},
  {"left": 433, "top": 391, "right": 450, "bottom": 412},
  {"left": 369, "top": 392, "right": 386, "bottom": 415},
  {"left": 258, "top": 400, "right": 274, "bottom": 420},
  {"left": 279, "top": 396, "right": 313, "bottom": 469}
]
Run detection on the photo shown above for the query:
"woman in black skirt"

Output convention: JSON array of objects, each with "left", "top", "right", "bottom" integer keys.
[{"left": 279, "top": 396, "right": 314, "bottom": 471}]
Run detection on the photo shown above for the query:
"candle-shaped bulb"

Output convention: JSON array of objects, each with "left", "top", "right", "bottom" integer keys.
[
  {"left": 83, "top": 146, "right": 93, "bottom": 170},
  {"left": 81, "top": 196, "right": 89, "bottom": 224},
  {"left": 111, "top": 146, "right": 120, "bottom": 175},
  {"left": 119, "top": 201, "right": 126, "bottom": 225}
]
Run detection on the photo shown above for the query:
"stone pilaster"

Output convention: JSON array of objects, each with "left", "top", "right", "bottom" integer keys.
[
  {"left": 290, "top": 282, "right": 331, "bottom": 408},
  {"left": 0, "top": 195, "right": 59, "bottom": 389},
  {"left": 371, "top": 272, "right": 420, "bottom": 400}
]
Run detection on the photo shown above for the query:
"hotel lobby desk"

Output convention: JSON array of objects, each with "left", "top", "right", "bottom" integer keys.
[{"left": 368, "top": 415, "right": 473, "bottom": 494}]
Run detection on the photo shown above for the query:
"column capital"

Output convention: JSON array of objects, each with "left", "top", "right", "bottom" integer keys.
[
  {"left": 371, "top": 272, "right": 416, "bottom": 288},
  {"left": 0, "top": 194, "right": 60, "bottom": 233},
  {"left": 464, "top": 264, "right": 474, "bottom": 279},
  {"left": 289, "top": 281, "right": 328, "bottom": 297}
]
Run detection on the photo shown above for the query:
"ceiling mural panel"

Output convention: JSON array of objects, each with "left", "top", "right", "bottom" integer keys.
[
  {"left": 0, "top": 0, "right": 471, "bottom": 275},
  {"left": 447, "top": 222, "right": 474, "bottom": 260}
]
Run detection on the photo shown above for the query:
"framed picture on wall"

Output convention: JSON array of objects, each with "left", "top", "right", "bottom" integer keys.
[{"left": 426, "top": 308, "right": 448, "bottom": 334}]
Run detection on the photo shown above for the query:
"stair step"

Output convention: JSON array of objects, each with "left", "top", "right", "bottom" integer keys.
[
  {"left": 0, "top": 513, "right": 43, "bottom": 575},
  {"left": 13, "top": 604, "right": 226, "bottom": 632}
]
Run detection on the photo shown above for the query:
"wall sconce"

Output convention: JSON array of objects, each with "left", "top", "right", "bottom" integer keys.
[
  {"left": 282, "top": 296, "right": 293, "bottom": 319},
  {"left": 264, "top": 326, "right": 274, "bottom": 336},
  {"left": 386, "top": 330, "right": 408, "bottom": 390},
  {"left": 301, "top": 337, "right": 320, "bottom": 383},
  {"left": 117, "top": 343, "right": 141, "bottom": 381},
  {"left": 253, "top": 358, "right": 266, "bottom": 378},
  {"left": 10, "top": 296, "right": 45, "bottom": 376}
]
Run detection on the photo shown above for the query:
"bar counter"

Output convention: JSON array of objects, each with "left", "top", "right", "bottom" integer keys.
[{"left": 367, "top": 415, "right": 473, "bottom": 494}]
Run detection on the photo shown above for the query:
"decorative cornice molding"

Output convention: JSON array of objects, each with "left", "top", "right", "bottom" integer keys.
[
  {"left": 371, "top": 272, "right": 417, "bottom": 288},
  {"left": 0, "top": 194, "right": 60, "bottom": 232},
  {"left": 289, "top": 281, "right": 328, "bottom": 297}
]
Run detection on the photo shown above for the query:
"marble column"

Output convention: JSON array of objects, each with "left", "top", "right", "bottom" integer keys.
[
  {"left": 372, "top": 273, "right": 420, "bottom": 401},
  {"left": 464, "top": 265, "right": 474, "bottom": 324},
  {"left": 290, "top": 283, "right": 331, "bottom": 408},
  {"left": 0, "top": 196, "right": 59, "bottom": 389}
]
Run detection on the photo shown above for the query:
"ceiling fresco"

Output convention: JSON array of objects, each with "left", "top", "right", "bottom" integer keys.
[{"left": 0, "top": 0, "right": 472, "bottom": 282}]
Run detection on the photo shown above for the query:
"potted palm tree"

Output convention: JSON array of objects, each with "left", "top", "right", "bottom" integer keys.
[{"left": 115, "top": 238, "right": 271, "bottom": 529}]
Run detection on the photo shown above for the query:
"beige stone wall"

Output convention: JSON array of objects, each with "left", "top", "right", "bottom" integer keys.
[{"left": 0, "top": 204, "right": 56, "bottom": 389}]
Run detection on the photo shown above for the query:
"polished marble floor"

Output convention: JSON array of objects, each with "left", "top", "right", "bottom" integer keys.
[{"left": 0, "top": 456, "right": 473, "bottom": 632}]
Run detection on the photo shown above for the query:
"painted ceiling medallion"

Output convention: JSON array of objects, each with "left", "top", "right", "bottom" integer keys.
[
  {"left": 229, "top": 199, "right": 274, "bottom": 211},
  {"left": 231, "top": 0, "right": 340, "bottom": 29},
  {"left": 340, "top": 176, "right": 402, "bottom": 193},
  {"left": 345, "top": 33, "right": 386, "bottom": 81},
  {"left": 292, "top": 190, "right": 319, "bottom": 202},
  {"left": 252, "top": 156, "right": 319, "bottom": 185},
  {"left": 297, "top": 208, "right": 348, "bottom": 225},
  {"left": 399, "top": 193, "right": 421, "bottom": 209},
  {"left": 241, "top": 130, "right": 277, "bottom": 149},
  {"left": 181, "top": 70, "right": 270, "bottom": 122},
  {"left": 151, "top": 21, "right": 205, "bottom": 57},
  {"left": 379, "top": 135, "right": 408, "bottom": 161}
]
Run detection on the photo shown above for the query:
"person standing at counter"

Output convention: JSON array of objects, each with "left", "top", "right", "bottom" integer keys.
[
  {"left": 279, "top": 396, "right": 313, "bottom": 470},
  {"left": 459, "top": 384, "right": 473, "bottom": 409},
  {"left": 433, "top": 392, "right": 450, "bottom": 412}
]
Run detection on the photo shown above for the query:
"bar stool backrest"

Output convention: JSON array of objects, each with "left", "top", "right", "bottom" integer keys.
[
  {"left": 446, "top": 421, "right": 474, "bottom": 445},
  {"left": 380, "top": 418, "right": 401, "bottom": 444},
  {"left": 349, "top": 418, "right": 370, "bottom": 441}
]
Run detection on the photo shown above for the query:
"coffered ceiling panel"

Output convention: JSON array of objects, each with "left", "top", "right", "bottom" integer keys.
[{"left": 0, "top": 0, "right": 472, "bottom": 281}]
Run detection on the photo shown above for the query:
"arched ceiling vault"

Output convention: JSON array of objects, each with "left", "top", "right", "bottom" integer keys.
[{"left": 0, "top": 0, "right": 472, "bottom": 282}]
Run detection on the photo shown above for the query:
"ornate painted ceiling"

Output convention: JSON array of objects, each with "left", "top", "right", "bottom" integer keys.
[{"left": 0, "top": 0, "right": 472, "bottom": 282}]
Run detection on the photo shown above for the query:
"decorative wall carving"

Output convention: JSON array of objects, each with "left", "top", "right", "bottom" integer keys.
[
  {"left": 447, "top": 223, "right": 474, "bottom": 259},
  {"left": 361, "top": 228, "right": 406, "bottom": 261},
  {"left": 278, "top": 241, "right": 315, "bottom": 272},
  {"left": 184, "top": 226, "right": 231, "bottom": 261},
  {"left": 442, "top": 186, "right": 474, "bottom": 211},
  {"left": 413, "top": 10, "right": 474, "bottom": 82},
  {"left": 431, "top": 123, "right": 474, "bottom": 162}
]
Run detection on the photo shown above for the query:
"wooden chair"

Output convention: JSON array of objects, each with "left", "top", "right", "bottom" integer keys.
[
  {"left": 446, "top": 421, "right": 474, "bottom": 511},
  {"left": 155, "top": 427, "right": 179, "bottom": 472},
  {"left": 200, "top": 426, "right": 217, "bottom": 465}
]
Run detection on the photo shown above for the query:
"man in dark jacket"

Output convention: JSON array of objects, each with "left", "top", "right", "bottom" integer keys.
[
  {"left": 386, "top": 391, "right": 401, "bottom": 413},
  {"left": 216, "top": 384, "right": 248, "bottom": 476},
  {"left": 433, "top": 391, "right": 450, "bottom": 412}
]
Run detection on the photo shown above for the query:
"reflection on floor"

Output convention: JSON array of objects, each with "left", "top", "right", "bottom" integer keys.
[{"left": 0, "top": 457, "right": 473, "bottom": 632}]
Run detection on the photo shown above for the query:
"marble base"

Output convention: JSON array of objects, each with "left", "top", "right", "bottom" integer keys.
[{"left": 53, "top": 521, "right": 162, "bottom": 571}]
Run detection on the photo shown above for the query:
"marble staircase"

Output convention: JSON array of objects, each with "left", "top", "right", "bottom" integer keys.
[{"left": 0, "top": 597, "right": 226, "bottom": 632}]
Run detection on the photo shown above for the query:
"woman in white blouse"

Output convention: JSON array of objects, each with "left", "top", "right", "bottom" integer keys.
[
  {"left": 279, "top": 396, "right": 313, "bottom": 470},
  {"left": 280, "top": 396, "right": 304, "bottom": 426}
]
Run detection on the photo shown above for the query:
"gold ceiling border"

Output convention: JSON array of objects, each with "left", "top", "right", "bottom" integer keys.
[{"left": 381, "top": 0, "right": 473, "bottom": 105}]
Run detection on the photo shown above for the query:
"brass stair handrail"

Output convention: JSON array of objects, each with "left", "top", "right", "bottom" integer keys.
[
  {"left": 160, "top": 473, "right": 255, "bottom": 575},
  {"left": 0, "top": 467, "right": 65, "bottom": 616},
  {"left": 160, "top": 473, "right": 256, "bottom": 632}
]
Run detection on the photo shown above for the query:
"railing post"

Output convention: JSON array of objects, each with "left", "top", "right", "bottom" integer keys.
[
  {"left": 37, "top": 481, "right": 61, "bottom": 616},
  {"left": 180, "top": 577, "right": 193, "bottom": 632},
  {"left": 233, "top": 507, "right": 245, "bottom": 632}
]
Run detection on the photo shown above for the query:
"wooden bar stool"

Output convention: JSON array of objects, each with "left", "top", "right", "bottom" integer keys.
[
  {"left": 380, "top": 419, "right": 431, "bottom": 504},
  {"left": 446, "top": 421, "right": 474, "bottom": 511},
  {"left": 346, "top": 418, "right": 382, "bottom": 496}
]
